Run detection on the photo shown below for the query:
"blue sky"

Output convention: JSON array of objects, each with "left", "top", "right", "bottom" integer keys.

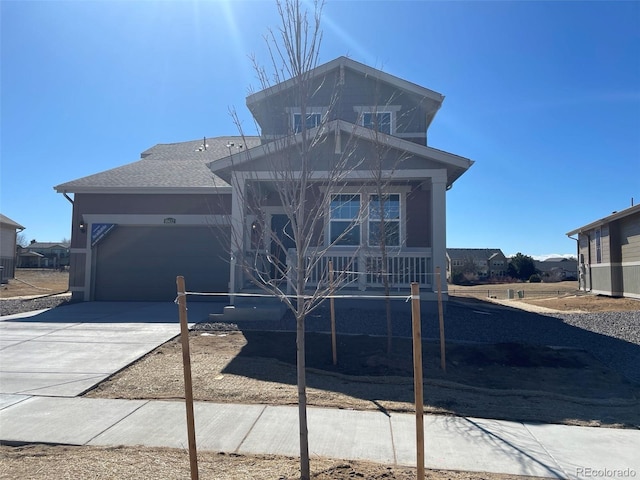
[{"left": 1, "top": 0, "right": 638, "bottom": 258}]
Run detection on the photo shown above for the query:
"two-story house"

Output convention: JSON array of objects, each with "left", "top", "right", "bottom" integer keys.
[
  {"left": 446, "top": 248, "right": 507, "bottom": 283},
  {"left": 18, "top": 241, "right": 70, "bottom": 269},
  {"left": 567, "top": 204, "right": 640, "bottom": 298},
  {"left": 55, "top": 57, "right": 474, "bottom": 312}
]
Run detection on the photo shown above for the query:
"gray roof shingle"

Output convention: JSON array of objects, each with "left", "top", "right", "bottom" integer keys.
[
  {"left": 55, "top": 136, "right": 261, "bottom": 193},
  {"left": 446, "top": 248, "right": 505, "bottom": 261}
]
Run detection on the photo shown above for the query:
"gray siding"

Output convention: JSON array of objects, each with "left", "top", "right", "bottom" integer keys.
[
  {"left": 621, "top": 215, "right": 640, "bottom": 262},
  {"left": 590, "top": 264, "right": 613, "bottom": 294},
  {"left": 251, "top": 67, "right": 438, "bottom": 145},
  {"left": 622, "top": 264, "right": 640, "bottom": 298},
  {"left": 576, "top": 209, "right": 640, "bottom": 298}
]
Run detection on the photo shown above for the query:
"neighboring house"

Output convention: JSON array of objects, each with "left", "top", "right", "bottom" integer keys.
[
  {"left": 18, "top": 241, "right": 70, "bottom": 269},
  {"left": 0, "top": 214, "right": 25, "bottom": 283},
  {"left": 534, "top": 257, "right": 578, "bottom": 282},
  {"left": 446, "top": 248, "right": 507, "bottom": 282},
  {"left": 567, "top": 204, "right": 640, "bottom": 299},
  {"left": 54, "top": 56, "right": 474, "bottom": 310}
]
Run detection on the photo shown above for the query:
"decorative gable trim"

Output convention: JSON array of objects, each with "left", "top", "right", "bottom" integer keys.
[{"left": 246, "top": 56, "right": 444, "bottom": 107}]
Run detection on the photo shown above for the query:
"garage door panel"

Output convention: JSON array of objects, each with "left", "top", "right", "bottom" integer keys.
[{"left": 94, "top": 226, "right": 230, "bottom": 301}]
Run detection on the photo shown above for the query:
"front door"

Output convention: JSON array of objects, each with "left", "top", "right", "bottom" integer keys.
[{"left": 270, "top": 214, "right": 295, "bottom": 281}]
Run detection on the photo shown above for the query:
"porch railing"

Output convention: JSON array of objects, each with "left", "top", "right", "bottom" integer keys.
[{"left": 289, "top": 247, "right": 433, "bottom": 291}]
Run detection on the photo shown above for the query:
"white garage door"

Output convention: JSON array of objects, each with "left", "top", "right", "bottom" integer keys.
[{"left": 94, "top": 226, "right": 230, "bottom": 301}]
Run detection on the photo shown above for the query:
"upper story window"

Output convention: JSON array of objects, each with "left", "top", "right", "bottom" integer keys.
[
  {"left": 293, "top": 113, "right": 322, "bottom": 133},
  {"left": 362, "top": 112, "right": 392, "bottom": 135},
  {"left": 289, "top": 107, "right": 327, "bottom": 134},
  {"left": 595, "top": 229, "right": 602, "bottom": 263},
  {"left": 354, "top": 106, "right": 400, "bottom": 136},
  {"left": 368, "top": 194, "right": 400, "bottom": 246}
]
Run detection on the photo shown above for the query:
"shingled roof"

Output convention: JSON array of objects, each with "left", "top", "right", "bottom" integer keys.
[
  {"left": 0, "top": 214, "right": 25, "bottom": 230},
  {"left": 446, "top": 248, "right": 505, "bottom": 261},
  {"left": 54, "top": 136, "right": 261, "bottom": 194}
]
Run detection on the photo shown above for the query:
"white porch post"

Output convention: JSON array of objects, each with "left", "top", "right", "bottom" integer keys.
[
  {"left": 229, "top": 172, "right": 246, "bottom": 305},
  {"left": 431, "top": 171, "right": 447, "bottom": 292}
]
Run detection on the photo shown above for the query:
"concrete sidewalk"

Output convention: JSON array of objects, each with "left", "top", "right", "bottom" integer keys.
[
  {"left": 0, "top": 302, "right": 216, "bottom": 396},
  {"left": 1, "top": 395, "right": 639, "bottom": 479}
]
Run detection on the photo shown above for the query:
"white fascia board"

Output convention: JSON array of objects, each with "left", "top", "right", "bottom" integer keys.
[
  {"left": 82, "top": 214, "right": 230, "bottom": 226},
  {"left": 211, "top": 119, "right": 473, "bottom": 174},
  {"left": 54, "top": 186, "right": 232, "bottom": 195},
  {"left": 566, "top": 204, "right": 640, "bottom": 236},
  {"left": 235, "top": 168, "right": 448, "bottom": 183}
]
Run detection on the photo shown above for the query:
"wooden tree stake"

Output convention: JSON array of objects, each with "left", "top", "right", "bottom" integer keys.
[
  {"left": 411, "top": 282, "right": 425, "bottom": 480},
  {"left": 176, "top": 276, "right": 199, "bottom": 480},
  {"left": 436, "top": 266, "right": 446, "bottom": 372},
  {"left": 329, "top": 260, "right": 337, "bottom": 365}
]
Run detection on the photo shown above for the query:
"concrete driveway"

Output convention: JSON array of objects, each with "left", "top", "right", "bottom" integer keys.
[{"left": 0, "top": 301, "right": 219, "bottom": 397}]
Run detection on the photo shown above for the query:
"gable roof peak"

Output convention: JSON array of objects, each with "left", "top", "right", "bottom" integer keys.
[{"left": 246, "top": 55, "right": 445, "bottom": 107}]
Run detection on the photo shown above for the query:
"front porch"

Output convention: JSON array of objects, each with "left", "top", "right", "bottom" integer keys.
[
  {"left": 213, "top": 246, "right": 442, "bottom": 322},
  {"left": 287, "top": 246, "right": 434, "bottom": 292}
]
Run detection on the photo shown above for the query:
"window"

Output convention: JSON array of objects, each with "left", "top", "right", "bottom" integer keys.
[
  {"left": 595, "top": 229, "right": 602, "bottom": 264},
  {"left": 362, "top": 112, "right": 392, "bottom": 135},
  {"left": 293, "top": 113, "right": 322, "bottom": 133},
  {"left": 368, "top": 194, "right": 400, "bottom": 246},
  {"left": 329, "top": 194, "right": 361, "bottom": 246}
]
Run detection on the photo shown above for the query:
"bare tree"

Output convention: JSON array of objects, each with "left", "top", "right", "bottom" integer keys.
[
  {"left": 360, "top": 80, "right": 421, "bottom": 355},
  {"left": 223, "top": 2, "right": 364, "bottom": 478},
  {"left": 16, "top": 233, "right": 27, "bottom": 248}
]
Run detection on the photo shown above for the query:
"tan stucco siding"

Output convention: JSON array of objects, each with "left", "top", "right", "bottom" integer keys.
[
  {"left": 620, "top": 213, "right": 640, "bottom": 262},
  {"left": 0, "top": 226, "right": 16, "bottom": 258}
]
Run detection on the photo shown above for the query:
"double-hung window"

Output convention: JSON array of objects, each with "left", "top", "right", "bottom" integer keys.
[
  {"left": 368, "top": 194, "right": 400, "bottom": 246},
  {"left": 362, "top": 112, "right": 392, "bottom": 134},
  {"left": 329, "top": 194, "right": 361, "bottom": 246},
  {"left": 293, "top": 112, "right": 322, "bottom": 133},
  {"left": 595, "top": 229, "right": 602, "bottom": 264}
]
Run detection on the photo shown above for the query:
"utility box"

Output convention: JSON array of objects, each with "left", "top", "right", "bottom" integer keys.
[{"left": 507, "top": 289, "right": 514, "bottom": 299}]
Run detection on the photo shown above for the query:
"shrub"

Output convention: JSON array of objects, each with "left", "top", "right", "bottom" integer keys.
[{"left": 529, "top": 274, "right": 542, "bottom": 283}]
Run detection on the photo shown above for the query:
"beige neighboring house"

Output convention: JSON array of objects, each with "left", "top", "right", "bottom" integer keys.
[
  {"left": 534, "top": 257, "right": 578, "bottom": 282},
  {"left": 567, "top": 204, "right": 640, "bottom": 299},
  {"left": 18, "top": 241, "right": 70, "bottom": 269},
  {"left": 0, "top": 214, "right": 25, "bottom": 283},
  {"left": 446, "top": 248, "right": 507, "bottom": 282}
]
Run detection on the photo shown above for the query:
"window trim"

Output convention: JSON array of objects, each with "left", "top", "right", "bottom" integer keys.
[
  {"left": 288, "top": 107, "right": 327, "bottom": 134},
  {"left": 329, "top": 193, "right": 362, "bottom": 247},
  {"left": 595, "top": 228, "right": 602, "bottom": 264},
  {"left": 353, "top": 105, "right": 400, "bottom": 135},
  {"left": 325, "top": 187, "right": 408, "bottom": 247}
]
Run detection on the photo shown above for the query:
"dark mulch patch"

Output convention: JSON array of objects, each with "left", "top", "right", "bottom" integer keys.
[{"left": 236, "top": 331, "right": 639, "bottom": 399}]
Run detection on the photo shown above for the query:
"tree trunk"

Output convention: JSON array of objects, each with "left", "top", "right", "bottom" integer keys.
[{"left": 296, "top": 309, "right": 310, "bottom": 479}]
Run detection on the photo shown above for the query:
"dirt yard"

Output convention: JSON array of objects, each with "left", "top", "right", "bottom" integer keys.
[
  {"left": 86, "top": 330, "right": 640, "bottom": 429},
  {"left": 449, "top": 281, "right": 640, "bottom": 312},
  {"left": 0, "top": 444, "right": 542, "bottom": 480},
  {"left": 0, "top": 269, "right": 69, "bottom": 298}
]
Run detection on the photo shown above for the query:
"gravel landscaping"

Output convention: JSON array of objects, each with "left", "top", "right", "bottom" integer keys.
[
  {"left": 195, "top": 299, "right": 640, "bottom": 384},
  {"left": 3, "top": 294, "right": 638, "bottom": 384},
  {"left": 0, "top": 295, "right": 71, "bottom": 316}
]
